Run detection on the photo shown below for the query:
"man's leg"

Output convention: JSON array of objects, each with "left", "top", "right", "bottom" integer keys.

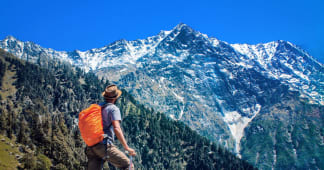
[
  {"left": 106, "top": 144, "right": 130, "bottom": 170},
  {"left": 86, "top": 144, "right": 108, "bottom": 170}
]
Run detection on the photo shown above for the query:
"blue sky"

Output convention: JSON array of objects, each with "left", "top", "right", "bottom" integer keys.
[{"left": 1, "top": 0, "right": 323, "bottom": 62}]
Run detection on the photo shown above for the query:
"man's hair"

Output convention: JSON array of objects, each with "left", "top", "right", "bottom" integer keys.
[{"left": 105, "top": 98, "right": 117, "bottom": 104}]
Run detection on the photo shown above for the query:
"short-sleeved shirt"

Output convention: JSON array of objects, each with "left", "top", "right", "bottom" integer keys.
[{"left": 100, "top": 102, "right": 121, "bottom": 143}]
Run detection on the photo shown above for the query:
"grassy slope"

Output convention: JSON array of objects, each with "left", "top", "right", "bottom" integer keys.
[{"left": 0, "top": 135, "right": 21, "bottom": 170}]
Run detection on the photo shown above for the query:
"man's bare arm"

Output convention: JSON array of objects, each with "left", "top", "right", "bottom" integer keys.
[{"left": 112, "top": 120, "right": 136, "bottom": 156}]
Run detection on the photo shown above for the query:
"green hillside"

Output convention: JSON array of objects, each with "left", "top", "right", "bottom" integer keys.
[{"left": 0, "top": 135, "right": 20, "bottom": 170}]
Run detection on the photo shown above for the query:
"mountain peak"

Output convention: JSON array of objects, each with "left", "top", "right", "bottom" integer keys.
[
  {"left": 175, "top": 23, "right": 189, "bottom": 28},
  {"left": 4, "top": 35, "right": 18, "bottom": 41},
  {"left": 173, "top": 23, "right": 194, "bottom": 33}
]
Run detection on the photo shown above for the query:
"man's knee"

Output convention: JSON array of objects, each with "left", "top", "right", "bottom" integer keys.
[{"left": 107, "top": 145, "right": 130, "bottom": 168}]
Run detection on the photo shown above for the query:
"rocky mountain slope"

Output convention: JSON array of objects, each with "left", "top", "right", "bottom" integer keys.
[{"left": 1, "top": 23, "right": 323, "bottom": 169}]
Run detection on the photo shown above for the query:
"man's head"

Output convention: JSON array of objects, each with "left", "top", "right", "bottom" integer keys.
[{"left": 102, "top": 84, "right": 122, "bottom": 103}]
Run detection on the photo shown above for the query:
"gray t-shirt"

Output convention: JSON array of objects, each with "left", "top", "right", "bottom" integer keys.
[{"left": 101, "top": 103, "right": 121, "bottom": 142}]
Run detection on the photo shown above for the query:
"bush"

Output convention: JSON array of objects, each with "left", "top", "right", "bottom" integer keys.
[
  {"left": 22, "top": 153, "right": 37, "bottom": 169},
  {"left": 37, "top": 154, "right": 52, "bottom": 170}
]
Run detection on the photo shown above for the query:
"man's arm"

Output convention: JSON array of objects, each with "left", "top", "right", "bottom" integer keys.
[{"left": 112, "top": 120, "right": 136, "bottom": 156}]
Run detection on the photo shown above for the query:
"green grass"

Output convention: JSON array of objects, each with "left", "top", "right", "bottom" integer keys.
[{"left": 0, "top": 135, "right": 20, "bottom": 170}]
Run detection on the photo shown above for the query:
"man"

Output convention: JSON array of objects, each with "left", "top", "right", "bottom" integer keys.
[{"left": 86, "top": 85, "right": 136, "bottom": 170}]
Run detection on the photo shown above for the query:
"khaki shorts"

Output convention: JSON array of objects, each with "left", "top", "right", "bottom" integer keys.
[{"left": 86, "top": 143, "right": 130, "bottom": 170}]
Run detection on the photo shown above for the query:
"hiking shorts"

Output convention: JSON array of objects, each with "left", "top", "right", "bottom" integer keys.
[{"left": 86, "top": 143, "right": 130, "bottom": 170}]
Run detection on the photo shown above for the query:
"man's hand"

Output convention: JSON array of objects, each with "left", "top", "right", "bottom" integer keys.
[{"left": 125, "top": 147, "right": 136, "bottom": 156}]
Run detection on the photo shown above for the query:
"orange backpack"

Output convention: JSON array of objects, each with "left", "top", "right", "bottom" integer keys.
[{"left": 78, "top": 104, "right": 105, "bottom": 146}]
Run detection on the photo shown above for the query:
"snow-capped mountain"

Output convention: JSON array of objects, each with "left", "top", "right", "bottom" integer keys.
[
  {"left": 1, "top": 23, "right": 323, "bottom": 169},
  {"left": 232, "top": 41, "right": 323, "bottom": 105}
]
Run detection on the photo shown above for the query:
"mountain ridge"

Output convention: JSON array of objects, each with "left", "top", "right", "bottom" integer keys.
[{"left": 1, "top": 23, "right": 323, "bottom": 169}]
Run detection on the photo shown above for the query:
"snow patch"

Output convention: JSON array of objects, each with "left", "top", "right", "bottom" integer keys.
[
  {"left": 289, "top": 78, "right": 299, "bottom": 83},
  {"left": 220, "top": 68, "right": 234, "bottom": 79},
  {"left": 279, "top": 74, "right": 292, "bottom": 79},
  {"left": 119, "top": 68, "right": 128, "bottom": 72},
  {"left": 302, "top": 85, "right": 309, "bottom": 90},
  {"left": 211, "top": 38, "right": 220, "bottom": 47},
  {"left": 236, "top": 61, "right": 253, "bottom": 69},
  {"left": 169, "top": 114, "right": 176, "bottom": 120},
  {"left": 272, "top": 149, "right": 277, "bottom": 170},
  {"left": 172, "top": 91, "right": 184, "bottom": 102},
  {"left": 310, "top": 91, "right": 319, "bottom": 96},
  {"left": 222, "top": 104, "right": 261, "bottom": 155},
  {"left": 178, "top": 105, "right": 185, "bottom": 120},
  {"left": 186, "top": 69, "right": 195, "bottom": 76}
]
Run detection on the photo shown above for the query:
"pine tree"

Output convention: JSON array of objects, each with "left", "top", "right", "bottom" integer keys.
[
  {"left": 22, "top": 153, "right": 37, "bottom": 169},
  {"left": 0, "top": 108, "right": 7, "bottom": 134},
  {"left": 17, "top": 117, "right": 29, "bottom": 145}
]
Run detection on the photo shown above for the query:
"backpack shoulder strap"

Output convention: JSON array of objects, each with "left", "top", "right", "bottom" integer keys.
[{"left": 101, "top": 103, "right": 113, "bottom": 130}]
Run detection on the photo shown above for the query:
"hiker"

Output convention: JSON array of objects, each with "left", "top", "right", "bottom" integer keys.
[{"left": 86, "top": 85, "right": 136, "bottom": 170}]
